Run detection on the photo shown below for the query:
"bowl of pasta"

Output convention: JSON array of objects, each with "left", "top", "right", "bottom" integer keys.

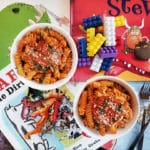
[
  {"left": 73, "top": 76, "right": 140, "bottom": 140},
  {"left": 10, "top": 23, "right": 78, "bottom": 90}
]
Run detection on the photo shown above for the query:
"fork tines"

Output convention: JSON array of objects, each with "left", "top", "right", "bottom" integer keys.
[{"left": 140, "top": 82, "right": 150, "bottom": 99}]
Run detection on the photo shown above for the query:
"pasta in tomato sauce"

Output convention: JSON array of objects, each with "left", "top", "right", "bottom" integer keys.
[
  {"left": 78, "top": 79, "right": 133, "bottom": 136},
  {"left": 14, "top": 27, "right": 72, "bottom": 84}
]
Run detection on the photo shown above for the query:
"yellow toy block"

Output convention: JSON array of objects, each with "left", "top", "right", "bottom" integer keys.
[
  {"left": 87, "top": 33, "right": 106, "bottom": 56},
  {"left": 115, "top": 15, "right": 125, "bottom": 27},
  {"left": 86, "top": 27, "right": 95, "bottom": 42}
]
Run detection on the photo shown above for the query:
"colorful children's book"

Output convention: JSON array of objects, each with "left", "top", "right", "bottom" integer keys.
[
  {"left": 70, "top": 0, "right": 150, "bottom": 81},
  {"left": 0, "top": 1, "right": 112, "bottom": 149}
]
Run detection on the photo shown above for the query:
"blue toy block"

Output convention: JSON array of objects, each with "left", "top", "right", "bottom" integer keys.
[
  {"left": 100, "top": 58, "right": 114, "bottom": 71},
  {"left": 99, "top": 46, "right": 117, "bottom": 58},
  {"left": 78, "top": 57, "right": 91, "bottom": 67},
  {"left": 78, "top": 38, "right": 87, "bottom": 58},
  {"left": 83, "top": 15, "right": 102, "bottom": 29}
]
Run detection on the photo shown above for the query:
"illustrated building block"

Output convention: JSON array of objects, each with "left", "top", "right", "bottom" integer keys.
[
  {"left": 78, "top": 38, "right": 87, "bottom": 58},
  {"left": 87, "top": 33, "right": 106, "bottom": 56},
  {"left": 96, "top": 16, "right": 125, "bottom": 32},
  {"left": 86, "top": 27, "right": 95, "bottom": 42},
  {"left": 104, "top": 16, "right": 116, "bottom": 46},
  {"left": 99, "top": 46, "right": 118, "bottom": 58},
  {"left": 78, "top": 57, "right": 91, "bottom": 67},
  {"left": 90, "top": 54, "right": 103, "bottom": 72},
  {"left": 115, "top": 15, "right": 125, "bottom": 27},
  {"left": 83, "top": 15, "right": 102, "bottom": 29},
  {"left": 100, "top": 58, "right": 114, "bottom": 71}
]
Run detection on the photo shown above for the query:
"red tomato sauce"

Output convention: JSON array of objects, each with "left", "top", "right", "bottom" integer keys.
[{"left": 92, "top": 96, "right": 124, "bottom": 126}]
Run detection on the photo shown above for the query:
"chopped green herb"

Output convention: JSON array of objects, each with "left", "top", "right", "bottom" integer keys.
[
  {"left": 103, "top": 99, "right": 108, "bottom": 107},
  {"left": 100, "top": 109, "right": 105, "bottom": 114},
  {"left": 115, "top": 104, "right": 122, "bottom": 112},
  {"left": 42, "top": 66, "right": 50, "bottom": 71},
  {"left": 35, "top": 64, "right": 42, "bottom": 70}
]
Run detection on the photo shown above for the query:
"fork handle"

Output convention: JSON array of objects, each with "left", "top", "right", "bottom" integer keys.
[
  {"left": 137, "top": 108, "right": 146, "bottom": 150},
  {"left": 128, "top": 119, "right": 150, "bottom": 150},
  {"left": 137, "top": 136, "right": 144, "bottom": 150}
]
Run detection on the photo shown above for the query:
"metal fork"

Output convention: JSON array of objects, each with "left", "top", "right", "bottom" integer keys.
[
  {"left": 128, "top": 118, "right": 150, "bottom": 150},
  {"left": 128, "top": 82, "right": 150, "bottom": 150},
  {"left": 140, "top": 82, "right": 150, "bottom": 100},
  {"left": 138, "top": 82, "right": 150, "bottom": 150},
  {"left": 137, "top": 106, "right": 149, "bottom": 150}
]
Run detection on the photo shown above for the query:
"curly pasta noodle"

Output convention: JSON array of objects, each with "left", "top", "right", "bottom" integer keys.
[
  {"left": 85, "top": 102, "right": 94, "bottom": 128},
  {"left": 87, "top": 84, "right": 94, "bottom": 103},
  {"left": 14, "top": 53, "right": 25, "bottom": 77},
  {"left": 14, "top": 27, "right": 73, "bottom": 84},
  {"left": 78, "top": 79, "right": 133, "bottom": 136},
  {"left": 78, "top": 91, "right": 88, "bottom": 116}
]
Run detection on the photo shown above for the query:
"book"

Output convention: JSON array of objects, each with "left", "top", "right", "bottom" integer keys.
[
  {"left": 70, "top": 0, "right": 150, "bottom": 81},
  {"left": 0, "top": 1, "right": 112, "bottom": 149}
]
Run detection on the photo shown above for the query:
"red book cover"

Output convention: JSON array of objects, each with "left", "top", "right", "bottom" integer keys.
[{"left": 70, "top": 0, "right": 150, "bottom": 81}]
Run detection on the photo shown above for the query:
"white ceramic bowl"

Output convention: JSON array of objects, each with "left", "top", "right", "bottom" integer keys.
[
  {"left": 73, "top": 76, "right": 140, "bottom": 140},
  {"left": 10, "top": 23, "right": 78, "bottom": 90}
]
